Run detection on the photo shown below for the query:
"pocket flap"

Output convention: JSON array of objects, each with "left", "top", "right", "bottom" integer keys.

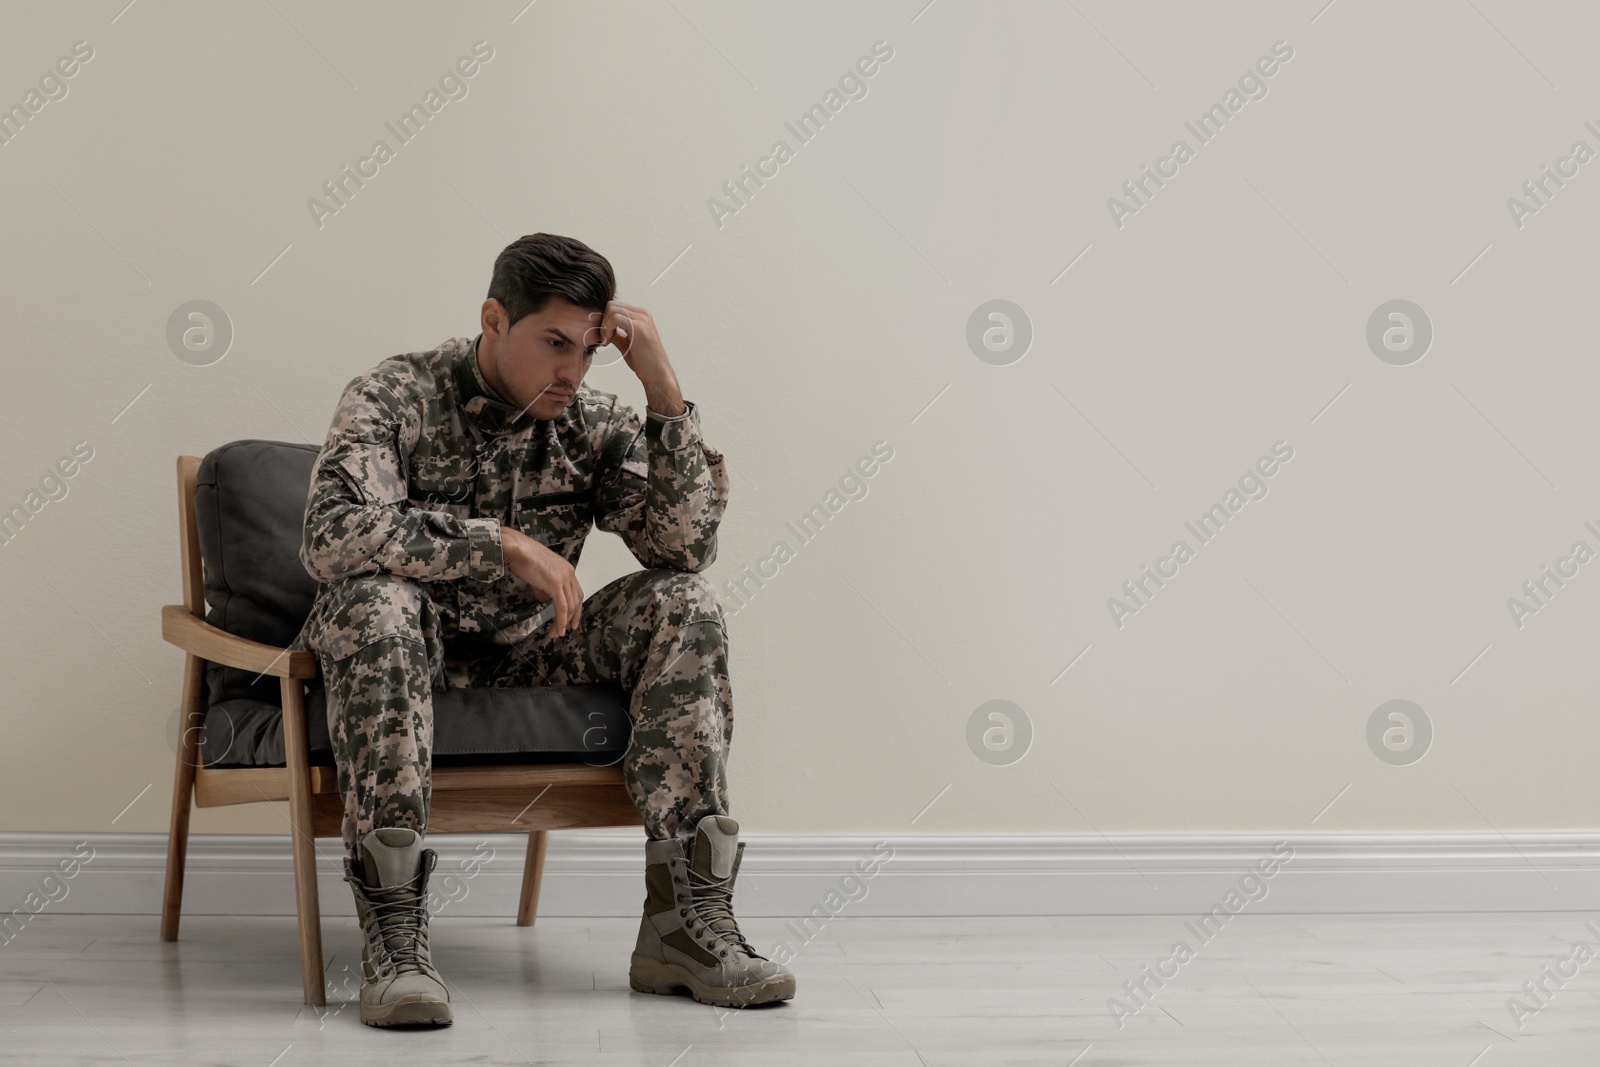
[{"left": 330, "top": 444, "right": 407, "bottom": 506}]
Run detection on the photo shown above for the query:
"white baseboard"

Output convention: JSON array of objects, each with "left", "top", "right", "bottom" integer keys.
[{"left": 3, "top": 830, "right": 1600, "bottom": 920}]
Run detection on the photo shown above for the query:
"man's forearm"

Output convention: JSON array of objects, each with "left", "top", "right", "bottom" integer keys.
[
  {"left": 641, "top": 372, "right": 686, "bottom": 419},
  {"left": 639, "top": 400, "right": 726, "bottom": 571},
  {"left": 302, "top": 491, "right": 505, "bottom": 585}
]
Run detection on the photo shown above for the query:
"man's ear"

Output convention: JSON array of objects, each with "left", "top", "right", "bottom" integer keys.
[{"left": 481, "top": 297, "right": 510, "bottom": 339}]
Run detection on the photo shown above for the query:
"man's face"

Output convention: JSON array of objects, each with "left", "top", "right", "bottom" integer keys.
[{"left": 479, "top": 295, "right": 600, "bottom": 420}]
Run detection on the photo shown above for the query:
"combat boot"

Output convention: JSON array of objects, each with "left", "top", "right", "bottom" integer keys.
[
  {"left": 343, "top": 826, "right": 453, "bottom": 1027},
  {"left": 629, "top": 814, "right": 796, "bottom": 1007}
]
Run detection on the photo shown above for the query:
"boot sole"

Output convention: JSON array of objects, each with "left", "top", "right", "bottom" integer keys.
[
  {"left": 628, "top": 952, "right": 795, "bottom": 1007},
  {"left": 360, "top": 995, "right": 454, "bottom": 1027}
]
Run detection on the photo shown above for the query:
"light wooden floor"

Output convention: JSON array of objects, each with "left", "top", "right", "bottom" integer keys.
[{"left": 1, "top": 911, "right": 1597, "bottom": 1065}]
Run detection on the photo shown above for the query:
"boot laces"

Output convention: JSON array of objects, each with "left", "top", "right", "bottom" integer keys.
[
  {"left": 351, "top": 871, "right": 435, "bottom": 978},
  {"left": 685, "top": 864, "right": 761, "bottom": 958}
]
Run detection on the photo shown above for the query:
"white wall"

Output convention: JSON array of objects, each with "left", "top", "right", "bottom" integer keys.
[{"left": 2, "top": 0, "right": 1597, "bottom": 841}]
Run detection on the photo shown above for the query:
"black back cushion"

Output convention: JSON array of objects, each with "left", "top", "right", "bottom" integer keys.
[{"left": 194, "top": 440, "right": 322, "bottom": 707}]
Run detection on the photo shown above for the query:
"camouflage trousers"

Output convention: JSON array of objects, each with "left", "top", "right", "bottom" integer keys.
[{"left": 289, "top": 568, "right": 733, "bottom": 861}]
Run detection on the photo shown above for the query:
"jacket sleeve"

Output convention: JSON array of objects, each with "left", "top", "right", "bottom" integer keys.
[
  {"left": 592, "top": 398, "right": 728, "bottom": 573},
  {"left": 300, "top": 374, "right": 506, "bottom": 585}
]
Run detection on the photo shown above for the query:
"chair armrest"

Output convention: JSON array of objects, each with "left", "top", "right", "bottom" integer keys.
[{"left": 160, "top": 604, "right": 319, "bottom": 679}]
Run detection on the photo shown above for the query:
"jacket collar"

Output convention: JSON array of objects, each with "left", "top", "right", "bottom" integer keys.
[{"left": 455, "top": 334, "right": 538, "bottom": 437}]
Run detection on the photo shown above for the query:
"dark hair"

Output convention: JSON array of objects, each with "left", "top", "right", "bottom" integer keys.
[{"left": 487, "top": 233, "right": 615, "bottom": 331}]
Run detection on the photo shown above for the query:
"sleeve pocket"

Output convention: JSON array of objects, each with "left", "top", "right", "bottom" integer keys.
[{"left": 331, "top": 444, "right": 408, "bottom": 506}]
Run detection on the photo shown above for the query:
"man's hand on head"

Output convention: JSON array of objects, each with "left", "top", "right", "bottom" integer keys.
[{"left": 587, "top": 300, "right": 685, "bottom": 417}]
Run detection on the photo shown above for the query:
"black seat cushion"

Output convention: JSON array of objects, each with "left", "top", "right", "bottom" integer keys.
[
  {"left": 200, "top": 683, "right": 631, "bottom": 768},
  {"left": 191, "top": 439, "right": 632, "bottom": 767}
]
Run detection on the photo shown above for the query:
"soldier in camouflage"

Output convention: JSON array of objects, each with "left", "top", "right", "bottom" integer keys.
[{"left": 289, "top": 234, "right": 793, "bottom": 1025}]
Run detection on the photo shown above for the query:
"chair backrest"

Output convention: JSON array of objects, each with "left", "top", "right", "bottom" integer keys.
[{"left": 191, "top": 440, "right": 322, "bottom": 708}]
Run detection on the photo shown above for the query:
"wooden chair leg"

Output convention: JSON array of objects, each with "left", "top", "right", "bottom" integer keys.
[
  {"left": 517, "top": 830, "right": 549, "bottom": 926},
  {"left": 160, "top": 653, "right": 206, "bottom": 941},
  {"left": 280, "top": 677, "right": 326, "bottom": 1006}
]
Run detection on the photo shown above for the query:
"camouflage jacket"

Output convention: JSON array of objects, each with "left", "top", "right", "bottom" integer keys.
[{"left": 298, "top": 333, "right": 728, "bottom": 648}]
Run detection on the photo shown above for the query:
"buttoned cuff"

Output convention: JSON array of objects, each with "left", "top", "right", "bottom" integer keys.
[
  {"left": 645, "top": 399, "right": 701, "bottom": 452},
  {"left": 463, "top": 518, "right": 505, "bottom": 582}
]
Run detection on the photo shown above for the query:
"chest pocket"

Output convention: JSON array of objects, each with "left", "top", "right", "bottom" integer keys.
[
  {"left": 408, "top": 472, "right": 476, "bottom": 519},
  {"left": 516, "top": 486, "right": 596, "bottom": 549},
  {"left": 525, "top": 488, "right": 593, "bottom": 507}
]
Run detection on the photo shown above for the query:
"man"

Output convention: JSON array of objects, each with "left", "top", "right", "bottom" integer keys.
[{"left": 288, "top": 233, "right": 794, "bottom": 1027}]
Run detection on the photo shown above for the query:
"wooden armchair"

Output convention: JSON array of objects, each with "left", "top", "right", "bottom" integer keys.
[{"left": 159, "top": 444, "right": 643, "bottom": 1006}]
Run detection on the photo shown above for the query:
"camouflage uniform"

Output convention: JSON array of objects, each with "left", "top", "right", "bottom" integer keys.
[{"left": 288, "top": 335, "right": 733, "bottom": 862}]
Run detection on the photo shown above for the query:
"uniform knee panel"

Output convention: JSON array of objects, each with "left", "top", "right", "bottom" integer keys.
[
  {"left": 311, "top": 573, "right": 431, "bottom": 661},
  {"left": 639, "top": 569, "right": 725, "bottom": 630}
]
